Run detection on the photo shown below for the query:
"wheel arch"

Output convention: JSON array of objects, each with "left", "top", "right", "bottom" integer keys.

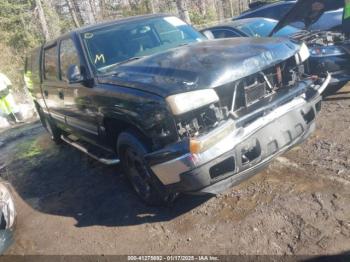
[
  {"left": 103, "top": 117, "right": 153, "bottom": 152},
  {"left": 33, "top": 100, "right": 47, "bottom": 128}
]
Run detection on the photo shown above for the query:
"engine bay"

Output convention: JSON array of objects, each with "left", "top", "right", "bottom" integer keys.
[
  {"left": 292, "top": 30, "right": 350, "bottom": 48},
  {"left": 175, "top": 56, "right": 310, "bottom": 139}
]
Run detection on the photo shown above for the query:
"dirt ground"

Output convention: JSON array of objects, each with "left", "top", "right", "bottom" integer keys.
[{"left": 0, "top": 83, "right": 349, "bottom": 256}]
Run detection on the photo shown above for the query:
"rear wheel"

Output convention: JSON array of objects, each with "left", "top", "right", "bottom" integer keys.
[
  {"left": 5, "top": 113, "right": 16, "bottom": 125},
  {"left": 14, "top": 112, "right": 24, "bottom": 122},
  {"left": 36, "top": 104, "right": 61, "bottom": 144},
  {"left": 117, "top": 131, "right": 176, "bottom": 206}
]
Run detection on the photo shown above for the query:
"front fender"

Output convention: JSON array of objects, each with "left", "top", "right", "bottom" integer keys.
[{"left": 94, "top": 84, "right": 178, "bottom": 147}]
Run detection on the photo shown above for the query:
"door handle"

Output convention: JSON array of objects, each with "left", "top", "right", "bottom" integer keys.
[
  {"left": 58, "top": 91, "right": 64, "bottom": 100},
  {"left": 44, "top": 90, "right": 48, "bottom": 97}
]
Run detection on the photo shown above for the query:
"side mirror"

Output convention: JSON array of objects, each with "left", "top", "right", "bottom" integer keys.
[{"left": 67, "top": 64, "right": 84, "bottom": 84}]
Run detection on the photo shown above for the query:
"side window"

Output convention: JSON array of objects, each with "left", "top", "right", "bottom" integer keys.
[
  {"left": 44, "top": 45, "right": 58, "bottom": 81},
  {"left": 59, "top": 39, "right": 80, "bottom": 81},
  {"left": 211, "top": 29, "right": 240, "bottom": 39}
]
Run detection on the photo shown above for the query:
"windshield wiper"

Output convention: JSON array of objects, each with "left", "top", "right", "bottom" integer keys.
[
  {"left": 99, "top": 56, "right": 146, "bottom": 74},
  {"left": 116, "top": 56, "right": 145, "bottom": 66}
]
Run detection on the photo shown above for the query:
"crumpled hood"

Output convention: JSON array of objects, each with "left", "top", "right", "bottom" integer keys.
[
  {"left": 98, "top": 38, "right": 301, "bottom": 97},
  {"left": 270, "top": 0, "right": 346, "bottom": 36}
]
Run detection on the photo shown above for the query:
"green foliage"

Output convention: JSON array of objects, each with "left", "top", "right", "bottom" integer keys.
[
  {"left": 0, "top": 0, "right": 42, "bottom": 51},
  {"left": 17, "top": 139, "right": 42, "bottom": 160},
  {"left": 120, "top": 1, "right": 150, "bottom": 17},
  {"left": 189, "top": 8, "right": 217, "bottom": 27},
  {"left": 0, "top": 0, "right": 254, "bottom": 94},
  {"left": 0, "top": 42, "right": 25, "bottom": 92},
  {"left": 0, "top": 0, "right": 43, "bottom": 92},
  {"left": 42, "top": 1, "right": 62, "bottom": 39}
]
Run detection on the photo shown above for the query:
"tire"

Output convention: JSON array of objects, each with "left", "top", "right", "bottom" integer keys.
[
  {"left": 14, "top": 112, "right": 24, "bottom": 122},
  {"left": 5, "top": 113, "right": 16, "bottom": 125},
  {"left": 36, "top": 105, "right": 62, "bottom": 144},
  {"left": 117, "top": 131, "right": 176, "bottom": 206}
]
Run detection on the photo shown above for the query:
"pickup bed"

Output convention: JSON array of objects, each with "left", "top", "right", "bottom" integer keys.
[{"left": 25, "top": 14, "right": 330, "bottom": 205}]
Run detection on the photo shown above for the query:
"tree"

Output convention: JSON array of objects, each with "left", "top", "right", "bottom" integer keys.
[
  {"left": 79, "top": 0, "right": 96, "bottom": 25},
  {"left": 35, "top": 0, "right": 50, "bottom": 41},
  {"left": 66, "top": 0, "right": 81, "bottom": 27},
  {"left": 99, "top": 0, "right": 106, "bottom": 20},
  {"left": 146, "top": 0, "right": 156, "bottom": 13},
  {"left": 198, "top": 0, "right": 207, "bottom": 15},
  {"left": 176, "top": 0, "right": 191, "bottom": 24},
  {"left": 215, "top": 0, "right": 225, "bottom": 22}
]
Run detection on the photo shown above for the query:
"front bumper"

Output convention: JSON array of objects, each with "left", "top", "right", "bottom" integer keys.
[{"left": 148, "top": 75, "right": 330, "bottom": 195}]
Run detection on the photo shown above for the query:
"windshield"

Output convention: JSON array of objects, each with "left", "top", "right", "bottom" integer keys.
[
  {"left": 236, "top": 19, "right": 300, "bottom": 37},
  {"left": 294, "top": 8, "right": 344, "bottom": 31},
  {"left": 81, "top": 16, "right": 204, "bottom": 74}
]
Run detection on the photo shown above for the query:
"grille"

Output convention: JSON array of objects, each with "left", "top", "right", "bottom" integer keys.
[
  {"left": 215, "top": 57, "right": 301, "bottom": 113},
  {"left": 244, "top": 81, "right": 266, "bottom": 106}
]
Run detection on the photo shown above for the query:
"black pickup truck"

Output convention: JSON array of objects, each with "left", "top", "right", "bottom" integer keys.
[{"left": 25, "top": 14, "right": 330, "bottom": 205}]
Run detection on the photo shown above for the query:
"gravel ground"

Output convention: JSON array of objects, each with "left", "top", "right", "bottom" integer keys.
[{"left": 0, "top": 83, "right": 349, "bottom": 256}]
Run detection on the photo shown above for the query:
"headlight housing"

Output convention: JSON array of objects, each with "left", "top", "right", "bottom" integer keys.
[
  {"left": 310, "top": 46, "right": 346, "bottom": 57},
  {"left": 166, "top": 89, "right": 219, "bottom": 116},
  {"left": 295, "top": 42, "right": 310, "bottom": 64}
]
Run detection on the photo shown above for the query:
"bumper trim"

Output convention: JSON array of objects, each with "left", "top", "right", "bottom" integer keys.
[
  {"left": 189, "top": 122, "right": 315, "bottom": 195},
  {"left": 316, "top": 73, "right": 331, "bottom": 95}
]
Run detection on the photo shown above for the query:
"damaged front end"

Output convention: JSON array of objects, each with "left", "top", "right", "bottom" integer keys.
[
  {"left": 292, "top": 30, "right": 350, "bottom": 84},
  {"left": 145, "top": 44, "right": 331, "bottom": 195}
]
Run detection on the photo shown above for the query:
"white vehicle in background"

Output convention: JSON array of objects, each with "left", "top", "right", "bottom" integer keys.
[{"left": 0, "top": 182, "right": 16, "bottom": 254}]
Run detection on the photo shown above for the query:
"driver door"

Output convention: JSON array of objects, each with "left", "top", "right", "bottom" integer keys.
[{"left": 59, "top": 37, "right": 99, "bottom": 141}]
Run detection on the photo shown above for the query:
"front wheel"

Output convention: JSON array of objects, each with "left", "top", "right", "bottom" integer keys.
[{"left": 117, "top": 131, "right": 176, "bottom": 206}]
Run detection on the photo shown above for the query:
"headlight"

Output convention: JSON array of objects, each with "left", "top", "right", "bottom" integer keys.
[
  {"left": 295, "top": 43, "right": 310, "bottom": 64},
  {"left": 166, "top": 89, "right": 219, "bottom": 116},
  {"left": 310, "top": 46, "right": 346, "bottom": 57},
  {"left": 189, "top": 120, "right": 235, "bottom": 154}
]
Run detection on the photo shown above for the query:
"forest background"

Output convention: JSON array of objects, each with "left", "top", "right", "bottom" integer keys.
[{"left": 0, "top": 0, "right": 276, "bottom": 92}]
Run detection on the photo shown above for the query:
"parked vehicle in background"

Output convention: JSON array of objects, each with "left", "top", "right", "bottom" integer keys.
[
  {"left": 203, "top": 1, "right": 350, "bottom": 86},
  {"left": 234, "top": 0, "right": 344, "bottom": 32},
  {"left": 0, "top": 182, "right": 16, "bottom": 254},
  {"left": 26, "top": 14, "right": 329, "bottom": 205},
  {"left": 270, "top": 0, "right": 350, "bottom": 84},
  {"left": 202, "top": 18, "right": 301, "bottom": 39},
  {"left": 235, "top": 1, "right": 295, "bottom": 21}
]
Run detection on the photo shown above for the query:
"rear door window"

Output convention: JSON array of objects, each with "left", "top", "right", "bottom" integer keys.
[
  {"left": 31, "top": 49, "right": 41, "bottom": 84},
  {"left": 44, "top": 45, "right": 58, "bottom": 81},
  {"left": 24, "top": 48, "right": 42, "bottom": 87},
  {"left": 59, "top": 39, "right": 80, "bottom": 81}
]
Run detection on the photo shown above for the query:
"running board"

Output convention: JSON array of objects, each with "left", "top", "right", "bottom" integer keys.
[{"left": 61, "top": 135, "right": 120, "bottom": 165}]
